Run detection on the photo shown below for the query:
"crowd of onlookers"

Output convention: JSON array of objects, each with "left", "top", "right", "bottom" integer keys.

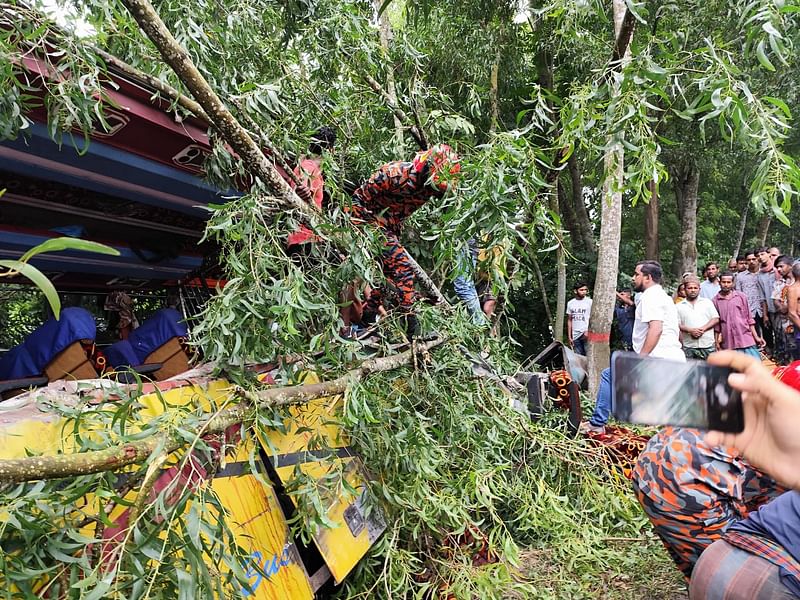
[
  {"left": 561, "top": 252, "right": 800, "bottom": 599},
  {"left": 671, "top": 247, "right": 800, "bottom": 366},
  {"left": 565, "top": 246, "right": 800, "bottom": 367}
]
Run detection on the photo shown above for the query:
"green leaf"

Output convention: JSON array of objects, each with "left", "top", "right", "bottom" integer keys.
[
  {"left": 762, "top": 21, "right": 783, "bottom": 39},
  {"left": 0, "top": 260, "right": 61, "bottom": 318},
  {"left": 755, "top": 40, "right": 776, "bottom": 71},
  {"left": 763, "top": 96, "right": 792, "bottom": 118},
  {"left": 19, "top": 237, "right": 120, "bottom": 263}
]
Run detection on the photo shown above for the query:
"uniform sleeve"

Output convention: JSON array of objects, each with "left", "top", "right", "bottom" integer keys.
[{"left": 352, "top": 168, "right": 385, "bottom": 206}]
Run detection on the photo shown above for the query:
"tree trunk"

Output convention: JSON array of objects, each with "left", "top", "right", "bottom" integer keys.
[
  {"left": 558, "top": 179, "right": 581, "bottom": 257},
  {"left": 489, "top": 46, "right": 501, "bottom": 135},
  {"left": 375, "top": 0, "right": 404, "bottom": 152},
  {"left": 756, "top": 214, "right": 772, "bottom": 246},
  {"left": 732, "top": 194, "right": 750, "bottom": 259},
  {"left": 119, "top": 0, "right": 443, "bottom": 303},
  {"left": 550, "top": 191, "right": 566, "bottom": 341},
  {"left": 644, "top": 180, "right": 659, "bottom": 261},
  {"left": 567, "top": 153, "right": 595, "bottom": 258},
  {"left": 587, "top": 0, "right": 632, "bottom": 399},
  {"left": 673, "top": 164, "right": 700, "bottom": 276},
  {"left": 118, "top": 0, "right": 315, "bottom": 220}
]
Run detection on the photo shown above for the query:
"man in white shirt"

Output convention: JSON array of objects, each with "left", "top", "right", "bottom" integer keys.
[
  {"left": 677, "top": 275, "right": 720, "bottom": 360},
  {"left": 566, "top": 282, "right": 592, "bottom": 356},
  {"left": 583, "top": 260, "right": 685, "bottom": 434}
]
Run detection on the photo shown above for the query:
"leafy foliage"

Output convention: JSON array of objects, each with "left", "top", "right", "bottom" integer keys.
[{"left": 1, "top": 0, "right": 799, "bottom": 597}]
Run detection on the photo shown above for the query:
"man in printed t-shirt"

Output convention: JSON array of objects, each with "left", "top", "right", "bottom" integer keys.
[{"left": 566, "top": 282, "right": 592, "bottom": 356}]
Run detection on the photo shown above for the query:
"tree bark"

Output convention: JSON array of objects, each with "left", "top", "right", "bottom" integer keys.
[
  {"left": 732, "top": 194, "right": 750, "bottom": 259},
  {"left": 489, "top": 47, "right": 501, "bottom": 135},
  {"left": 567, "top": 153, "right": 595, "bottom": 258},
  {"left": 644, "top": 180, "right": 659, "bottom": 261},
  {"left": 558, "top": 179, "right": 580, "bottom": 260},
  {"left": 587, "top": 0, "right": 632, "bottom": 399},
  {"left": 672, "top": 163, "right": 700, "bottom": 276},
  {"left": 374, "top": 0, "right": 404, "bottom": 152},
  {"left": 550, "top": 191, "right": 566, "bottom": 341},
  {"left": 118, "top": 0, "right": 318, "bottom": 222},
  {"left": 756, "top": 213, "right": 772, "bottom": 246},
  {"left": 0, "top": 337, "right": 446, "bottom": 484}
]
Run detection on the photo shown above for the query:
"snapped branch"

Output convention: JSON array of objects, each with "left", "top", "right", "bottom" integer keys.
[{"left": 0, "top": 337, "right": 446, "bottom": 485}]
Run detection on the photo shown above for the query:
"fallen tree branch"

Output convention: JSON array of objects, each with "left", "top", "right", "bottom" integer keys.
[
  {"left": 118, "top": 0, "right": 318, "bottom": 222},
  {"left": 229, "top": 97, "right": 303, "bottom": 188},
  {"left": 115, "top": 0, "right": 445, "bottom": 304},
  {"left": 404, "top": 252, "right": 448, "bottom": 306},
  {"left": 95, "top": 47, "right": 210, "bottom": 123},
  {"left": 0, "top": 337, "right": 446, "bottom": 485}
]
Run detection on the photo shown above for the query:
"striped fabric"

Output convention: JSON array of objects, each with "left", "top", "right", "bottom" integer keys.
[
  {"left": 725, "top": 531, "right": 800, "bottom": 592},
  {"left": 689, "top": 539, "right": 798, "bottom": 599}
]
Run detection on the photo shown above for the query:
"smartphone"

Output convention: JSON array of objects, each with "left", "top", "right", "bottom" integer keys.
[{"left": 611, "top": 352, "right": 744, "bottom": 433}]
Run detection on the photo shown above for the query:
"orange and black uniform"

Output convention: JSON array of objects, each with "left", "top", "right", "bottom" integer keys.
[{"left": 351, "top": 160, "right": 441, "bottom": 314}]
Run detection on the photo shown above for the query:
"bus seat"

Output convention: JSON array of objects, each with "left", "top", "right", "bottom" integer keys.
[
  {"left": 0, "top": 307, "right": 98, "bottom": 398},
  {"left": 106, "top": 309, "right": 190, "bottom": 380}
]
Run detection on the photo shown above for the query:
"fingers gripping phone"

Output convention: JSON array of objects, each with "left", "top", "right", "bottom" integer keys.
[{"left": 611, "top": 352, "right": 744, "bottom": 433}]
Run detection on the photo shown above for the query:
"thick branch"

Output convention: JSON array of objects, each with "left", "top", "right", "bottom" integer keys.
[
  {"left": 230, "top": 98, "right": 303, "bottom": 187},
  {"left": 0, "top": 338, "right": 446, "bottom": 485},
  {"left": 610, "top": 9, "right": 637, "bottom": 67},
  {"left": 95, "top": 47, "right": 210, "bottom": 123},
  {"left": 118, "top": 0, "right": 317, "bottom": 222},
  {"left": 117, "top": 0, "right": 446, "bottom": 303},
  {"left": 404, "top": 253, "right": 447, "bottom": 306}
]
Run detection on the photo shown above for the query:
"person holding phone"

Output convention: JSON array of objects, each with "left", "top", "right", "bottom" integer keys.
[
  {"left": 631, "top": 349, "right": 793, "bottom": 588},
  {"left": 688, "top": 352, "right": 800, "bottom": 599}
]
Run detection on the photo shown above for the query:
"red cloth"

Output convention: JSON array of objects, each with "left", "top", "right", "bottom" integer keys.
[{"left": 286, "top": 158, "right": 324, "bottom": 247}]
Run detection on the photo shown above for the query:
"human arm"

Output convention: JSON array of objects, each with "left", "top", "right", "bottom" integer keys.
[
  {"left": 639, "top": 320, "right": 662, "bottom": 355},
  {"left": 788, "top": 287, "right": 800, "bottom": 330},
  {"left": 566, "top": 312, "right": 574, "bottom": 347},
  {"left": 750, "top": 323, "right": 765, "bottom": 348},
  {"left": 615, "top": 291, "right": 634, "bottom": 306},
  {"left": 691, "top": 317, "right": 719, "bottom": 339},
  {"left": 705, "top": 351, "right": 800, "bottom": 490}
]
